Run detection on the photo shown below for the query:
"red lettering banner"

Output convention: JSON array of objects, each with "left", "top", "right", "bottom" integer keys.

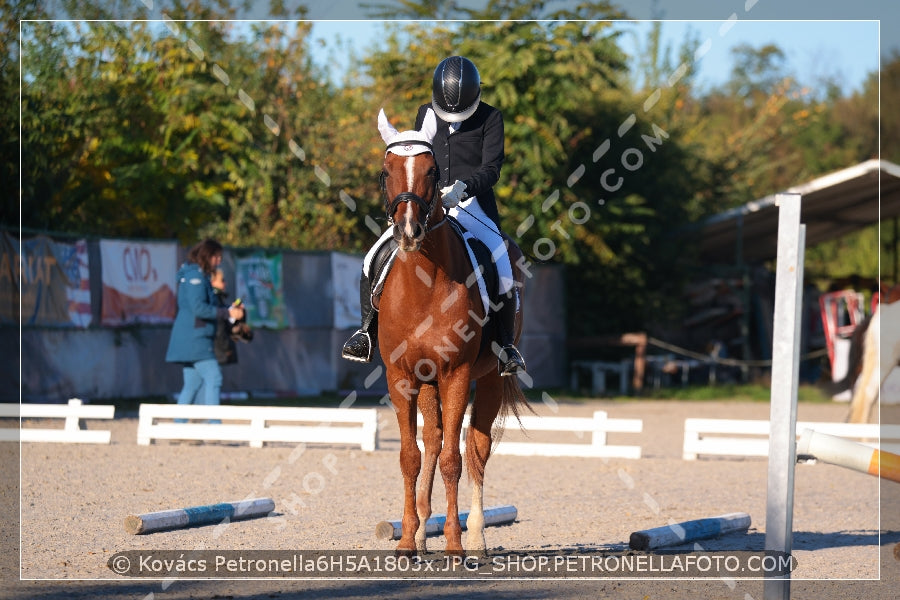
[{"left": 100, "top": 239, "right": 177, "bottom": 326}]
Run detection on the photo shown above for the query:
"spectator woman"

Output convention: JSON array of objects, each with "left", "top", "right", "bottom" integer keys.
[{"left": 166, "top": 239, "right": 244, "bottom": 418}]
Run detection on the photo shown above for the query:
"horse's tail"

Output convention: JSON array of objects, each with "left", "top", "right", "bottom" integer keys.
[
  {"left": 499, "top": 375, "right": 530, "bottom": 424},
  {"left": 489, "top": 376, "right": 534, "bottom": 454},
  {"left": 464, "top": 375, "right": 533, "bottom": 484}
]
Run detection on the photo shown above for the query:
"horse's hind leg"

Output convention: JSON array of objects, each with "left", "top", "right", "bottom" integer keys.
[
  {"left": 464, "top": 375, "right": 504, "bottom": 556},
  {"left": 416, "top": 383, "right": 442, "bottom": 552}
]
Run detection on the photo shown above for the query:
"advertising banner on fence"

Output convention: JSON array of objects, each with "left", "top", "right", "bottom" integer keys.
[
  {"left": 100, "top": 239, "right": 177, "bottom": 326},
  {"left": 236, "top": 253, "right": 287, "bottom": 329},
  {"left": 331, "top": 252, "right": 362, "bottom": 330},
  {"left": 1, "top": 232, "right": 92, "bottom": 327}
]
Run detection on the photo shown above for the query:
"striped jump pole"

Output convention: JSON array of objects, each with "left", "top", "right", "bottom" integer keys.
[
  {"left": 125, "top": 498, "right": 275, "bottom": 535},
  {"left": 628, "top": 512, "right": 751, "bottom": 551},
  {"left": 375, "top": 505, "right": 517, "bottom": 540},
  {"left": 797, "top": 429, "right": 900, "bottom": 484}
]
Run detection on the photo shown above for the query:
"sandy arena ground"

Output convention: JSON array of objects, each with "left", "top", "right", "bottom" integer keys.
[{"left": 2, "top": 399, "right": 899, "bottom": 599}]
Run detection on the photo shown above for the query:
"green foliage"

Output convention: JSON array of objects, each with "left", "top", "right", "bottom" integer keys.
[
  {"left": 7, "top": 1, "right": 889, "bottom": 340},
  {"left": 727, "top": 43, "right": 789, "bottom": 97},
  {"left": 805, "top": 225, "right": 881, "bottom": 283},
  {"left": 642, "top": 383, "right": 832, "bottom": 403},
  {"left": 2, "top": 0, "right": 45, "bottom": 225},
  {"left": 356, "top": 2, "right": 703, "bottom": 333}
]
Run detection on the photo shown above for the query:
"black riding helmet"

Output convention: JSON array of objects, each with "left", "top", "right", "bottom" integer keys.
[{"left": 431, "top": 56, "right": 481, "bottom": 123}]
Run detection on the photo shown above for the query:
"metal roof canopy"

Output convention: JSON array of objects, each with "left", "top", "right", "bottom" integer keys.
[{"left": 698, "top": 159, "right": 900, "bottom": 264}]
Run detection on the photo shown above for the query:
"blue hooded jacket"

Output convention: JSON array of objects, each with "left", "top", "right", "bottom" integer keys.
[{"left": 165, "top": 262, "right": 227, "bottom": 363}]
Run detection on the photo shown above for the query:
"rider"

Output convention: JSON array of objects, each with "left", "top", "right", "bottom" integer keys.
[{"left": 341, "top": 55, "right": 527, "bottom": 376}]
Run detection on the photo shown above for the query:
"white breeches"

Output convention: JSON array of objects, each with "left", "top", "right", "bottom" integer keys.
[{"left": 450, "top": 197, "right": 514, "bottom": 296}]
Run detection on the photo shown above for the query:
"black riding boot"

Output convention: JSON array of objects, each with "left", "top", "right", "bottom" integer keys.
[
  {"left": 341, "top": 272, "right": 378, "bottom": 363},
  {"left": 495, "top": 290, "right": 526, "bottom": 376}
]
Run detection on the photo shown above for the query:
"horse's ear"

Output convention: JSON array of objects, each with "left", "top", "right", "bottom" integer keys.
[
  {"left": 378, "top": 108, "right": 398, "bottom": 144},
  {"left": 420, "top": 108, "right": 438, "bottom": 143}
]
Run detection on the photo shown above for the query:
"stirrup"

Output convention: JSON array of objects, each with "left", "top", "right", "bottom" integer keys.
[
  {"left": 497, "top": 344, "right": 526, "bottom": 376},
  {"left": 342, "top": 329, "right": 374, "bottom": 363}
]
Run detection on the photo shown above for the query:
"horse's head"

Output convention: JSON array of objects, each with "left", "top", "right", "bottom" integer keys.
[{"left": 378, "top": 108, "right": 440, "bottom": 252}]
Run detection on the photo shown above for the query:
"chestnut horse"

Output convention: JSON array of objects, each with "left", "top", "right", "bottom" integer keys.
[{"left": 375, "top": 108, "right": 529, "bottom": 556}]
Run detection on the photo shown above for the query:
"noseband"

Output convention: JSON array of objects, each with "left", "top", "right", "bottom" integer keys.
[{"left": 381, "top": 141, "right": 442, "bottom": 231}]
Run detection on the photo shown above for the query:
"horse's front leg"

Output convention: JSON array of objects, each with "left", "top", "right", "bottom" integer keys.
[
  {"left": 416, "top": 383, "right": 442, "bottom": 552},
  {"left": 437, "top": 370, "right": 472, "bottom": 555},
  {"left": 390, "top": 379, "right": 421, "bottom": 555}
]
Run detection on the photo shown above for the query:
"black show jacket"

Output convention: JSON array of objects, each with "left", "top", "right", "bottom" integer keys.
[{"left": 415, "top": 101, "right": 505, "bottom": 228}]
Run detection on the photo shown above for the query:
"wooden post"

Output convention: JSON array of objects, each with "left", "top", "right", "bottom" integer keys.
[
  {"left": 624, "top": 333, "right": 648, "bottom": 393},
  {"left": 567, "top": 333, "right": 648, "bottom": 395}
]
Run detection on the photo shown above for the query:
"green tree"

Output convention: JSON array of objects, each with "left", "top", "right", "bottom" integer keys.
[
  {"left": 727, "top": 43, "right": 789, "bottom": 98},
  {"left": 2, "top": 0, "right": 48, "bottom": 228},
  {"left": 19, "top": 19, "right": 249, "bottom": 239},
  {"left": 11, "top": 0, "right": 890, "bottom": 342},
  {"left": 201, "top": 19, "right": 365, "bottom": 251},
  {"left": 357, "top": 2, "right": 709, "bottom": 334}
]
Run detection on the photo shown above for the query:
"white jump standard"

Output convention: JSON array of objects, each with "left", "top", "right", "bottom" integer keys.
[
  {"left": 375, "top": 505, "right": 517, "bottom": 541},
  {"left": 628, "top": 512, "right": 751, "bottom": 551},
  {"left": 764, "top": 193, "right": 805, "bottom": 600},
  {"left": 125, "top": 498, "right": 275, "bottom": 534}
]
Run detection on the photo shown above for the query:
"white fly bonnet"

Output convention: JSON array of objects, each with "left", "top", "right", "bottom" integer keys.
[{"left": 378, "top": 108, "right": 438, "bottom": 156}]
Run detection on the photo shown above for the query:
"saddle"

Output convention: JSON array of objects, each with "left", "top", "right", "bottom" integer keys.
[{"left": 370, "top": 216, "right": 499, "bottom": 317}]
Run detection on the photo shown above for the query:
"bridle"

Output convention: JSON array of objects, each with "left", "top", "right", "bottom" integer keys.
[{"left": 380, "top": 141, "right": 443, "bottom": 232}]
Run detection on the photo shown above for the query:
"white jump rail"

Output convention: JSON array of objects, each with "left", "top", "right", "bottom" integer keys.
[
  {"left": 136, "top": 404, "right": 378, "bottom": 450},
  {"left": 683, "top": 418, "right": 900, "bottom": 460},
  {"left": 0, "top": 398, "right": 115, "bottom": 444},
  {"left": 417, "top": 410, "right": 643, "bottom": 458}
]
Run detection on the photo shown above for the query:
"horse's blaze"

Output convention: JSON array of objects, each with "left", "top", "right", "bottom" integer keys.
[{"left": 402, "top": 206, "right": 422, "bottom": 251}]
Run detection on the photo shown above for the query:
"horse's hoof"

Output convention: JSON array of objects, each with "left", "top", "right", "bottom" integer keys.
[{"left": 395, "top": 546, "right": 417, "bottom": 557}]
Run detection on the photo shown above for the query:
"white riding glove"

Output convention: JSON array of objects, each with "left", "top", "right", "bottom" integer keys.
[{"left": 440, "top": 180, "right": 468, "bottom": 209}]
